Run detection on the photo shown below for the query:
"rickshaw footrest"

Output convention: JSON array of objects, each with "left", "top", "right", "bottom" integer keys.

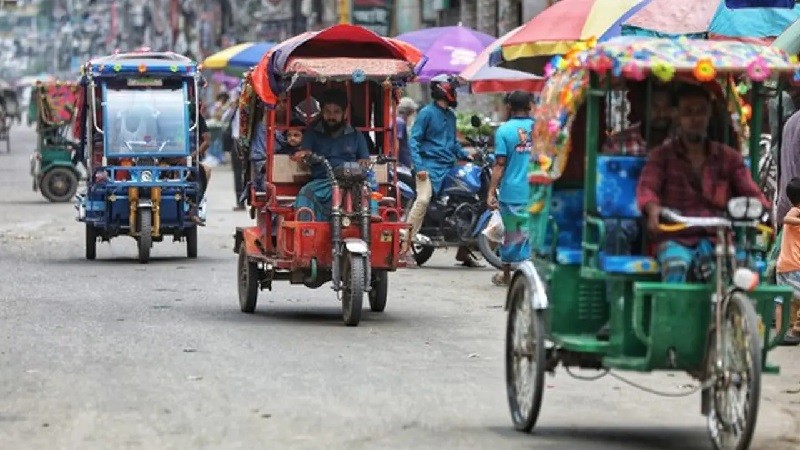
[{"left": 763, "top": 363, "right": 780, "bottom": 375}]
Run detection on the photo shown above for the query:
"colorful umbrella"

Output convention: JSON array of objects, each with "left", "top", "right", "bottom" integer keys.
[
  {"left": 622, "top": 0, "right": 800, "bottom": 43},
  {"left": 773, "top": 18, "right": 800, "bottom": 55},
  {"left": 459, "top": 26, "right": 544, "bottom": 94},
  {"left": 495, "top": 0, "right": 650, "bottom": 74},
  {"left": 395, "top": 25, "right": 495, "bottom": 82},
  {"left": 202, "top": 42, "right": 276, "bottom": 75}
]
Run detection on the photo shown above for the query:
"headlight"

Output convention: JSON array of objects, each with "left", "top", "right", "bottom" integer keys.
[
  {"left": 727, "top": 196, "right": 763, "bottom": 220},
  {"left": 140, "top": 170, "right": 153, "bottom": 182},
  {"left": 342, "top": 216, "right": 351, "bottom": 227}
]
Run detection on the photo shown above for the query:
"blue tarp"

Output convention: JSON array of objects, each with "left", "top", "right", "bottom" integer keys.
[{"left": 711, "top": 3, "right": 800, "bottom": 37}]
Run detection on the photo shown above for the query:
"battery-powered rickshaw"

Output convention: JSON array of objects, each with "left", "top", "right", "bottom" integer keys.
[
  {"left": 234, "top": 24, "right": 417, "bottom": 326},
  {"left": 74, "top": 51, "right": 204, "bottom": 263},
  {"left": 503, "top": 37, "right": 795, "bottom": 450},
  {"left": 29, "top": 81, "right": 83, "bottom": 202}
]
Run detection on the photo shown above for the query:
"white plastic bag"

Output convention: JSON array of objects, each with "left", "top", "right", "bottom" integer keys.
[{"left": 482, "top": 210, "right": 505, "bottom": 244}]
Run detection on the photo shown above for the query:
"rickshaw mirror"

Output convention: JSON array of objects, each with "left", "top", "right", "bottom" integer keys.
[
  {"left": 470, "top": 115, "right": 481, "bottom": 128},
  {"left": 727, "top": 196, "right": 764, "bottom": 220}
]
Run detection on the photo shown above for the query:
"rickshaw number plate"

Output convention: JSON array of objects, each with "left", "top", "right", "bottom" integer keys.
[
  {"left": 127, "top": 78, "right": 164, "bottom": 87},
  {"left": 380, "top": 231, "right": 392, "bottom": 242}
]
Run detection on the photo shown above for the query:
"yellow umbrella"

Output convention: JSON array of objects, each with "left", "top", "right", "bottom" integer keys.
[{"left": 202, "top": 43, "right": 253, "bottom": 71}]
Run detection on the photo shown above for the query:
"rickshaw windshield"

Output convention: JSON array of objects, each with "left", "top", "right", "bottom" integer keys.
[{"left": 103, "top": 82, "right": 189, "bottom": 157}]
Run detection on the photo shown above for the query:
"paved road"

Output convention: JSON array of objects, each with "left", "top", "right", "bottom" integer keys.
[{"left": 1, "top": 125, "right": 798, "bottom": 450}]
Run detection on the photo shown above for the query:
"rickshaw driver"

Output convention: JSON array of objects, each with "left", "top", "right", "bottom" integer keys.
[
  {"left": 291, "top": 88, "right": 370, "bottom": 221},
  {"left": 637, "top": 84, "right": 769, "bottom": 282}
]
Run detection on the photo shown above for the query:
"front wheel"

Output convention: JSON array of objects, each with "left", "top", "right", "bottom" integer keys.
[
  {"left": 40, "top": 167, "right": 78, "bottom": 202},
  {"left": 368, "top": 270, "right": 388, "bottom": 312},
  {"left": 477, "top": 232, "right": 503, "bottom": 270},
  {"left": 506, "top": 275, "right": 546, "bottom": 433},
  {"left": 341, "top": 252, "right": 365, "bottom": 326},
  {"left": 186, "top": 226, "right": 198, "bottom": 258},
  {"left": 412, "top": 244, "right": 435, "bottom": 266},
  {"left": 237, "top": 242, "right": 259, "bottom": 313},
  {"left": 705, "top": 292, "right": 762, "bottom": 450},
  {"left": 137, "top": 208, "right": 152, "bottom": 264}
]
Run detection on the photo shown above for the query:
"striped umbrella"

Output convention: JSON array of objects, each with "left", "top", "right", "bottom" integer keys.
[
  {"left": 459, "top": 26, "right": 544, "bottom": 94},
  {"left": 203, "top": 42, "right": 276, "bottom": 75}
]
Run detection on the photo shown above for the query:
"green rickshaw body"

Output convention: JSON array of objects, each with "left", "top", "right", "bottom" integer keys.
[
  {"left": 29, "top": 81, "right": 82, "bottom": 202},
  {"left": 518, "top": 38, "right": 795, "bottom": 374}
]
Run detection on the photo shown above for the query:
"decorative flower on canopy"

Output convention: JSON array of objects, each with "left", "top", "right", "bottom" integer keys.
[
  {"left": 740, "top": 103, "right": 752, "bottom": 123},
  {"left": 138, "top": 64, "right": 147, "bottom": 74},
  {"left": 651, "top": 59, "right": 675, "bottom": 83},
  {"left": 113, "top": 64, "right": 122, "bottom": 72},
  {"left": 588, "top": 54, "right": 613, "bottom": 75},
  {"left": 693, "top": 58, "right": 716, "bottom": 82},
  {"left": 170, "top": 65, "right": 178, "bottom": 73},
  {"left": 622, "top": 61, "right": 645, "bottom": 81},
  {"left": 746, "top": 56, "right": 770, "bottom": 82},
  {"left": 351, "top": 69, "right": 366, "bottom": 84}
]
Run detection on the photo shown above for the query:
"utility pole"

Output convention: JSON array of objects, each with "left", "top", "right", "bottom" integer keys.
[
  {"left": 498, "top": 0, "right": 520, "bottom": 35},
  {"left": 460, "top": 0, "right": 477, "bottom": 29},
  {"left": 476, "top": 0, "right": 497, "bottom": 37}
]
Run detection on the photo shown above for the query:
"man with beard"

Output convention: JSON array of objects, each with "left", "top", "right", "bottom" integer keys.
[
  {"left": 637, "top": 83, "right": 768, "bottom": 283},
  {"left": 292, "top": 89, "right": 370, "bottom": 222},
  {"left": 601, "top": 86, "right": 672, "bottom": 256}
]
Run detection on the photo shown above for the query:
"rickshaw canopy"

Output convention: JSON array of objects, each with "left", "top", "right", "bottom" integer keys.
[
  {"left": 34, "top": 81, "right": 80, "bottom": 126},
  {"left": 82, "top": 52, "right": 198, "bottom": 78},
  {"left": 533, "top": 37, "right": 800, "bottom": 182},
  {"left": 250, "top": 24, "right": 424, "bottom": 106}
]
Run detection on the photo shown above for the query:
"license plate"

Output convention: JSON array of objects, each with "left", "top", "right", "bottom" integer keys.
[{"left": 380, "top": 231, "right": 392, "bottom": 242}]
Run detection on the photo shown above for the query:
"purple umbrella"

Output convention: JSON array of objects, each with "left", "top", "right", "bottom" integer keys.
[{"left": 395, "top": 25, "right": 495, "bottom": 82}]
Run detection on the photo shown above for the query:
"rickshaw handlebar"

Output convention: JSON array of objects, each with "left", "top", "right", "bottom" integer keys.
[{"left": 659, "top": 208, "right": 732, "bottom": 229}]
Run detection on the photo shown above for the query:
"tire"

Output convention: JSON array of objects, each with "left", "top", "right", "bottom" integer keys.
[
  {"left": 137, "top": 208, "right": 152, "bottom": 264},
  {"left": 412, "top": 244, "right": 435, "bottom": 266},
  {"left": 186, "top": 226, "right": 198, "bottom": 258},
  {"left": 477, "top": 232, "right": 504, "bottom": 270},
  {"left": 237, "top": 242, "right": 259, "bottom": 313},
  {"left": 506, "top": 275, "right": 546, "bottom": 433},
  {"left": 40, "top": 167, "right": 78, "bottom": 202},
  {"left": 341, "top": 252, "right": 365, "bottom": 326},
  {"left": 85, "top": 223, "right": 96, "bottom": 260},
  {"left": 368, "top": 270, "right": 388, "bottom": 312},
  {"left": 705, "top": 292, "right": 762, "bottom": 450}
]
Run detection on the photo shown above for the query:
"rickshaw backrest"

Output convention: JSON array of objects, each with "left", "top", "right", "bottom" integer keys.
[
  {"left": 596, "top": 155, "right": 646, "bottom": 218},
  {"left": 546, "top": 189, "right": 584, "bottom": 249}
]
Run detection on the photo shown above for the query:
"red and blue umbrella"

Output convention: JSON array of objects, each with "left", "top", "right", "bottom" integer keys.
[
  {"left": 395, "top": 25, "right": 495, "bottom": 82},
  {"left": 203, "top": 42, "right": 277, "bottom": 75}
]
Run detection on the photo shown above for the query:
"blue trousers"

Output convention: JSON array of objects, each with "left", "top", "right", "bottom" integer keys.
[
  {"left": 657, "top": 239, "right": 716, "bottom": 283},
  {"left": 295, "top": 178, "right": 332, "bottom": 222}
]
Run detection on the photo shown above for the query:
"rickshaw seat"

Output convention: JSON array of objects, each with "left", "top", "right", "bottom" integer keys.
[
  {"left": 599, "top": 254, "right": 660, "bottom": 274},
  {"left": 546, "top": 189, "right": 584, "bottom": 265}
]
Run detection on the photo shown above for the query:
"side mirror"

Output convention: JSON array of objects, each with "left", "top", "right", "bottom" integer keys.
[{"left": 470, "top": 115, "right": 481, "bottom": 128}]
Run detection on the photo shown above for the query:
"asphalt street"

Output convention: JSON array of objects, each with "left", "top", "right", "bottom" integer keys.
[{"left": 0, "top": 124, "right": 798, "bottom": 450}]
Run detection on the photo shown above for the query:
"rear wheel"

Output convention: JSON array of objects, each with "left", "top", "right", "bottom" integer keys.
[
  {"left": 40, "top": 167, "right": 78, "bottom": 202},
  {"left": 477, "top": 232, "right": 503, "bottom": 270},
  {"left": 85, "top": 223, "right": 96, "bottom": 260},
  {"left": 412, "top": 244, "right": 434, "bottom": 266},
  {"left": 342, "top": 252, "right": 365, "bottom": 326},
  {"left": 237, "top": 242, "right": 259, "bottom": 313},
  {"left": 705, "top": 292, "right": 762, "bottom": 450},
  {"left": 368, "top": 270, "right": 388, "bottom": 312},
  {"left": 506, "top": 275, "right": 546, "bottom": 432},
  {"left": 137, "top": 208, "right": 152, "bottom": 264},
  {"left": 186, "top": 226, "right": 198, "bottom": 258}
]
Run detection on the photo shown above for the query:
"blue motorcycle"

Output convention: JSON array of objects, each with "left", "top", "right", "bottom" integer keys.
[{"left": 397, "top": 115, "right": 501, "bottom": 268}]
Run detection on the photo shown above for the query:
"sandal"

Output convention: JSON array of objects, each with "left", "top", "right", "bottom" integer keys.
[
  {"left": 491, "top": 272, "right": 508, "bottom": 286},
  {"left": 457, "top": 253, "right": 484, "bottom": 268}
]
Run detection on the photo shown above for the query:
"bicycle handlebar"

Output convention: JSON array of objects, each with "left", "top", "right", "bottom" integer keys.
[{"left": 658, "top": 208, "right": 773, "bottom": 235}]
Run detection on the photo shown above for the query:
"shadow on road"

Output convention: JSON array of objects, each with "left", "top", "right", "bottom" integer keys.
[{"left": 485, "top": 425, "right": 709, "bottom": 450}]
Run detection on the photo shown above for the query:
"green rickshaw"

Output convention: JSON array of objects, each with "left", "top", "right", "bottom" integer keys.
[
  {"left": 504, "top": 37, "right": 795, "bottom": 450},
  {"left": 29, "top": 81, "right": 82, "bottom": 202}
]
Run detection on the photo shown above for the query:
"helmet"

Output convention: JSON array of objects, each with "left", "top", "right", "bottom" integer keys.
[{"left": 430, "top": 75, "right": 458, "bottom": 108}]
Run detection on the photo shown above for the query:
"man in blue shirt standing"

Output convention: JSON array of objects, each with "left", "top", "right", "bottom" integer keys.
[
  {"left": 487, "top": 91, "right": 534, "bottom": 286},
  {"left": 403, "top": 75, "right": 480, "bottom": 267},
  {"left": 293, "top": 89, "right": 370, "bottom": 222}
]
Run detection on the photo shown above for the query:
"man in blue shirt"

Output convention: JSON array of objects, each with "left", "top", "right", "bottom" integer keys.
[
  {"left": 487, "top": 91, "right": 534, "bottom": 286},
  {"left": 293, "top": 89, "right": 370, "bottom": 222},
  {"left": 403, "top": 75, "right": 479, "bottom": 267}
]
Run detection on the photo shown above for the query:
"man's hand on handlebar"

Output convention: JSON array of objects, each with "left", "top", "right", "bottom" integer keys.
[
  {"left": 358, "top": 159, "right": 370, "bottom": 169},
  {"left": 644, "top": 204, "right": 662, "bottom": 236},
  {"left": 291, "top": 150, "right": 311, "bottom": 162},
  {"left": 416, "top": 170, "right": 428, "bottom": 181}
]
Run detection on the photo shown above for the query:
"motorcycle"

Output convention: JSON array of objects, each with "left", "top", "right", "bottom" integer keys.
[{"left": 398, "top": 115, "right": 502, "bottom": 268}]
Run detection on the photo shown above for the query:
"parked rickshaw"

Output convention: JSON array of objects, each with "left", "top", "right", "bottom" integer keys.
[
  {"left": 74, "top": 51, "right": 204, "bottom": 263},
  {"left": 504, "top": 37, "right": 795, "bottom": 450},
  {"left": 234, "top": 24, "right": 417, "bottom": 326},
  {"left": 29, "top": 81, "right": 82, "bottom": 202},
  {"left": 0, "top": 81, "right": 17, "bottom": 152}
]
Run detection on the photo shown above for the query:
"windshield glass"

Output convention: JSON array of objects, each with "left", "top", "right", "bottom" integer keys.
[{"left": 103, "top": 84, "right": 189, "bottom": 156}]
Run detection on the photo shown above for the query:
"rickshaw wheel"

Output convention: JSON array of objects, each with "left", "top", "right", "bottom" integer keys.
[
  {"left": 705, "top": 292, "right": 762, "bottom": 450},
  {"left": 477, "top": 233, "right": 503, "bottom": 270},
  {"left": 137, "top": 209, "right": 152, "bottom": 264},
  {"left": 186, "top": 226, "right": 198, "bottom": 258},
  {"left": 40, "top": 167, "right": 78, "bottom": 202},
  {"left": 505, "top": 275, "right": 546, "bottom": 433},
  {"left": 85, "top": 224, "right": 96, "bottom": 260},
  {"left": 368, "top": 270, "right": 388, "bottom": 312},
  {"left": 237, "top": 242, "right": 258, "bottom": 313},
  {"left": 341, "top": 252, "right": 365, "bottom": 326},
  {"left": 412, "top": 244, "right": 434, "bottom": 266}
]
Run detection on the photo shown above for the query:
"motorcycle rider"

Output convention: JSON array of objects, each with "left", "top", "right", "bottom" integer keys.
[{"left": 402, "top": 75, "right": 481, "bottom": 267}]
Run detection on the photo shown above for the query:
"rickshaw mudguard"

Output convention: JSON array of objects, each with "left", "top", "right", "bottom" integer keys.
[
  {"left": 343, "top": 238, "right": 369, "bottom": 255},
  {"left": 506, "top": 260, "right": 549, "bottom": 311}
]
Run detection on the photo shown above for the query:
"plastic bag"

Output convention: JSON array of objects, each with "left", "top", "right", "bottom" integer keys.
[{"left": 482, "top": 210, "right": 504, "bottom": 244}]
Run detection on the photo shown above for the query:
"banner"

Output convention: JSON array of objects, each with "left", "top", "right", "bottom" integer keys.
[{"left": 351, "top": 0, "right": 393, "bottom": 37}]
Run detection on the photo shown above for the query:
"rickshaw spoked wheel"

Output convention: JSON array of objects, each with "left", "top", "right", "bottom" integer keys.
[
  {"left": 368, "top": 270, "right": 388, "bottom": 312},
  {"left": 40, "top": 167, "right": 78, "bottom": 202},
  {"left": 705, "top": 292, "right": 762, "bottom": 450},
  {"left": 186, "top": 226, "right": 198, "bottom": 258},
  {"left": 137, "top": 209, "right": 152, "bottom": 264},
  {"left": 85, "top": 223, "right": 96, "bottom": 260},
  {"left": 237, "top": 242, "right": 259, "bottom": 313},
  {"left": 341, "top": 252, "right": 365, "bottom": 326},
  {"left": 505, "top": 275, "right": 546, "bottom": 433}
]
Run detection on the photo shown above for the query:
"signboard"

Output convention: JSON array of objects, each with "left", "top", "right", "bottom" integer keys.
[{"left": 351, "top": 0, "right": 393, "bottom": 37}]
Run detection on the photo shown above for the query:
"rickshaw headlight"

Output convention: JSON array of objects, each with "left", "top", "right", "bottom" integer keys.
[
  {"left": 342, "top": 216, "right": 352, "bottom": 227},
  {"left": 140, "top": 170, "right": 153, "bottom": 182},
  {"left": 727, "top": 197, "right": 763, "bottom": 220}
]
